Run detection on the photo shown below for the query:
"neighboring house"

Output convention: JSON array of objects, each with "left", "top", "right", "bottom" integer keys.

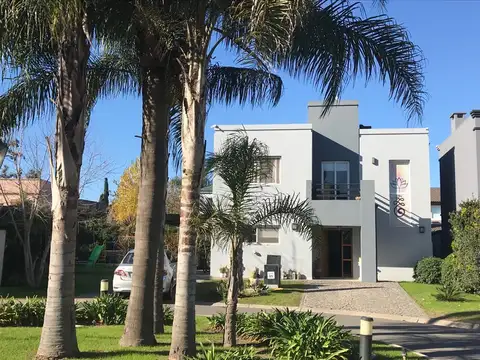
[
  {"left": 0, "top": 178, "right": 51, "bottom": 206},
  {"left": 438, "top": 110, "right": 480, "bottom": 257},
  {"left": 0, "top": 178, "right": 102, "bottom": 213},
  {"left": 430, "top": 187, "right": 441, "bottom": 226},
  {"left": 210, "top": 100, "right": 432, "bottom": 282}
]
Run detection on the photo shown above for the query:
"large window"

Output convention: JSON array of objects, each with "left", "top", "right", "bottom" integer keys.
[
  {"left": 256, "top": 226, "right": 280, "bottom": 244},
  {"left": 256, "top": 157, "right": 280, "bottom": 184},
  {"left": 321, "top": 161, "right": 350, "bottom": 199}
]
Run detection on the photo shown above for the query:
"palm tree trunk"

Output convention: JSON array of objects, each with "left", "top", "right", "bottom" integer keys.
[
  {"left": 36, "top": 26, "right": 89, "bottom": 360},
  {"left": 237, "top": 244, "right": 244, "bottom": 291},
  {"left": 169, "top": 48, "right": 208, "bottom": 360},
  {"left": 224, "top": 242, "right": 240, "bottom": 347},
  {"left": 120, "top": 65, "right": 170, "bottom": 347},
  {"left": 154, "top": 167, "right": 169, "bottom": 334}
]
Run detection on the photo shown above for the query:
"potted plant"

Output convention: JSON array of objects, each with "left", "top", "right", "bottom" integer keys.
[{"left": 219, "top": 266, "right": 229, "bottom": 278}]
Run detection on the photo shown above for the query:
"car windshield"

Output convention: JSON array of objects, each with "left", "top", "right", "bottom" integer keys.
[{"left": 122, "top": 252, "right": 134, "bottom": 265}]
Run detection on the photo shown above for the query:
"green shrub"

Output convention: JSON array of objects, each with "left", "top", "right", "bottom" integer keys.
[
  {"left": 76, "top": 294, "right": 128, "bottom": 325},
  {"left": 435, "top": 282, "right": 463, "bottom": 302},
  {"left": 189, "top": 344, "right": 259, "bottom": 360},
  {"left": 216, "top": 280, "right": 228, "bottom": 302},
  {"left": 441, "top": 254, "right": 462, "bottom": 288},
  {"left": 163, "top": 305, "right": 174, "bottom": 326},
  {"left": 449, "top": 199, "right": 480, "bottom": 293},
  {"left": 207, "top": 312, "right": 249, "bottom": 333},
  {"left": 265, "top": 309, "right": 352, "bottom": 360},
  {"left": 0, "top": 297, "right": 46, "bottom": 327},
  {"left": 414, "top": 257, "right": 443, "bottom": 284}
]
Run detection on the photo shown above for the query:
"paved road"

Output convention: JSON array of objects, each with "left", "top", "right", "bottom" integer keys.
[{"left": 194, "top": 305, "right": 480, "bottom": 360}]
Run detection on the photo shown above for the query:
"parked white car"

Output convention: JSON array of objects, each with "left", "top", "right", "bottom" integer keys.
[{"left": 113, "top": 250, "right": 176, "bottom": 299}]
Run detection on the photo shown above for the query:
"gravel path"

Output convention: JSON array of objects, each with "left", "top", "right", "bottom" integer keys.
[{"left": 301, "top": 280, "right": 427, "bottom": 318}]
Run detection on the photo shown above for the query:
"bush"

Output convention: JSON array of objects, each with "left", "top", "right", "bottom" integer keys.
[
  {"left": 263, "top": 309, "right": 353, "bottom": 360},
  {"left": 163, "top": 305, "right": 174, "bottom": 326},
  {"left": 216, "top": 280, "right": 228, "bottom": 302},
  {"left": 449, "top": 199, "right": 480, "bottom": 293},
  {"left": 207, "top": 312, "right": 248, "bottom": 333},
  {"left": 76, "top": 294, "right": 128, "bottom": 325},
  {"left": 414, "top": 257, "right": 443, "bottom": 284},
  {"left": 435, "top": 282, "right": 463, "bottom": 302},
  {"left": 189, "top": 344, "right": 259, "bottom": 360},
  {"left": 0, "top": 297, "right": 46, "bottom": 327},
  {"left": 441, "top": 254, "right": 462, "bottom": 288},
  {"left": 1, "top": 295, "right": 173, "bottom": 327}
]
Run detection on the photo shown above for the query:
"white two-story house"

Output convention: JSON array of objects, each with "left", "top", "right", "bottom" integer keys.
[{"left": 210, "top": 100, "right": 432, "bottom": 282}]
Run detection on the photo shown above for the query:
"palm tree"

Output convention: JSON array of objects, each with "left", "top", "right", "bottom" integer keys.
[
  {"left": 0, "top": 1, "right": 96, "bottom": 357},
  {"left": 197, "top": 132, "right": 318, "bottom": 346},
  {"left": 170, "top": 0, "right": 425, "bottom": 357}
]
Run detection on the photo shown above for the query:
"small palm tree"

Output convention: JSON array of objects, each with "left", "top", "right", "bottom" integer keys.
[{"left": 195, "top": 132, "right": 318, "bottom": 347}]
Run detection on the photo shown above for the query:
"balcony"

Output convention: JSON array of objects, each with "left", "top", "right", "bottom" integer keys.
[
  {"left": 312, "top": 183, "right": 361, "bottom": 200},
  {"left": 306, "top": 180, "right": 374, "bottom": 227}
]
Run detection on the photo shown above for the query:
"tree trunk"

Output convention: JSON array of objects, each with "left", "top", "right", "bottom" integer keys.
[
  {"left": 154, "top": 168, "right": 169, "bottom": 334},
  {"left": 120, "top": 65, "right": 170, "bottom": 347},
  {"left": 237, "top": 244, "right": 244, "bottom": 291},
  {"left": 224, "top": 242, "right": 240, "bottom": 347},
  {"left": 36, "top": 25, "right": 89, "bottom": 360},
  {"left": 169, "top": 44, "right": 208, "bottom": 360}
]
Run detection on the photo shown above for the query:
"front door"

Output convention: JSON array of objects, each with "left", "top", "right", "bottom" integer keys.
[
  {"left": 327, "top": 230, "right": 342, "bottom": 277},
  {"left": 327, "top": 229, "right": 353, "bottom": 278}
]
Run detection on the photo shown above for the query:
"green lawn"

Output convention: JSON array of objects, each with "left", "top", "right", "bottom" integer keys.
[
  {"left": 239, "top": 281, "right": 306, "bottom": 307},
  {"left": 0, "top": 317, "right": 421, "bottom": 360},
  {"left": 196, "top": 280, "right": 307, "bottom": 307},
  {"left": 401, "top": 282, "right": 480, "bottom": 323},
  {"left": 0, "top": 264, "right": 116, "bottom": 298}
]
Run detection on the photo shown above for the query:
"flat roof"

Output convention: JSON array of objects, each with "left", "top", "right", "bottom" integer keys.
[
  {"left": 359, "top": 128, "right": 429, "bottom": 135},
  {"left": 212, "top": 124, "right": 313, "bottom": 131}
]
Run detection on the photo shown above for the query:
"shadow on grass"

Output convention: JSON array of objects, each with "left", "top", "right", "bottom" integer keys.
[
  {"left": 427, "top": 310, "right": 480, "bottom": 324},
  {"left": 81, "top": 350, "right": 170, "bottom": 358}
]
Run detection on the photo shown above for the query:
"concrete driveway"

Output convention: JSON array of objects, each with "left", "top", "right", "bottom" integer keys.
[{"left": 301, "top": 280, "right": 427, "bottom": 318}]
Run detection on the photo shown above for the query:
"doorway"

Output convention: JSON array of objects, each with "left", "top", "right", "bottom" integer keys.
[{"left": 325, "top": 229, "right": 353, "bottom": 278}]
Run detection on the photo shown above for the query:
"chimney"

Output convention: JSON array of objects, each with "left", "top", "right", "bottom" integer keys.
[
  {"left": 450, "top": 112, "right": 466, "bottom": 133},
  {"left": 470, "top": 110, "right": 480, "bottom": 119}
]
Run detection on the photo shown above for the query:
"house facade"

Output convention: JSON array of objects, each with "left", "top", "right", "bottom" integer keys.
[
  {"left": 210, "top": 100, "right": 432, "bottom": 282},
  {"left": 438, "top": 110, "right": 480, "bottom": 257}
]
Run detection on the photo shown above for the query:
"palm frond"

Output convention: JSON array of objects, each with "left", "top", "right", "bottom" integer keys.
[
  {"left": 249, "top": 193, "right": 318, "bottom": 240},
  {"left": 277, "top": 0, "right": 426, "bottom": 121},
  {"left": 207, "top": 65, "right": 283, "bottom": 107},
  {"left": 206, "top": 131, "right": 270, "bottom": 212},
  {"left": 0, "top": 56, "right": 56, "bottom": 134},
  {"left": 86, "top": 50, "right": 141, "bottom": 121}
]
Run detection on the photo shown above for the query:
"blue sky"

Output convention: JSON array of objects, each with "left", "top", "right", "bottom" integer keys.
[{"left": 22, "top": 1, "right": 480, "bottom": 200}]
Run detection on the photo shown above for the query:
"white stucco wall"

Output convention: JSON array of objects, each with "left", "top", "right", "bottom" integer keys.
[
  {"left": 360, "top": 129, "right": 432, "bottom": 281},
  {"left": 209, "top": 125, "right": 314, "bottom": 279}
]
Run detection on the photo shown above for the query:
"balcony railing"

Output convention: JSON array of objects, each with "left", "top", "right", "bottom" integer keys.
[{"left": 312, "top": 183, "right": 361, "bottom": 200}]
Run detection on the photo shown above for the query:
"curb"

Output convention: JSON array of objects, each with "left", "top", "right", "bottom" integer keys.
[
  {"left": 385, "top": 343, "right": 428, "bottom": 358},
  {"left": 208, "top": 302, "right": 480, "bottom": 331}
]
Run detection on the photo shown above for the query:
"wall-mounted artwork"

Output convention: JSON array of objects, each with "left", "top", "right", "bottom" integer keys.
[{"left": 389, "top": 160, "right": 411, "bottom": 227}]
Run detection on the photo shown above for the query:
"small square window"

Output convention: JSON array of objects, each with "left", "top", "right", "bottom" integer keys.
[
  {"left": 256, "top": 157, "right": 280, "bottom": 184},
  {"left": 257, "top": 226, "right": 279, "bottom": 244}
]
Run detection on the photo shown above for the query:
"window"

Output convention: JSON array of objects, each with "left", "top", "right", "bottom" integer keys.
[
  {"left": 256, "top": 226, "right": 280, "bottom": 244},
  {"left": 122, "top": 252, "right": 134, "bottom": 264},
  {"left": 321, "top": 161, "right": 350, "bottom": 199},
  {"left": 256, "top": 157, "right": 280, "bottom": 184}
]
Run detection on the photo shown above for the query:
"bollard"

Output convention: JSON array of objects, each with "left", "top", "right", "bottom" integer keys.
[
  {"left": 359, "top": 316, "right": 373, "bottom": 360},
  {"left": 100, "top": 279, "right": 109, "bottom": 296}
]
